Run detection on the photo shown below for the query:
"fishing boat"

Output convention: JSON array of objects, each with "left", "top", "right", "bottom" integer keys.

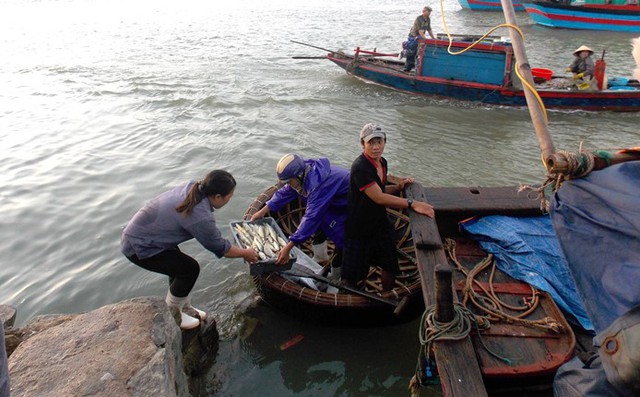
[
  {"left": 402, "top": 0, "right": 640, "bottom": 394},
  {"left": 459, "top": 0, "right": 525, "bottom": 12},
  {"left": 523, "top": 1, "right": 640, "bottom": 31},
  {"left": 244, "top": 180, "right": 590, "bottom": 393},
  {"left": 404, "top": 184, "right": 597, "bottom": 396},
  {"left": 323, "top": 34, "right": 640, "bottom": 111},
  {"left": 242, "top": 183, "right": 424, "bottom": 326}
]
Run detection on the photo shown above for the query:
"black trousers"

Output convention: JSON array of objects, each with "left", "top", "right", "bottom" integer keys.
[
  {"left": 404, "top": 49, "right": 418, "bottom": 71},
  {"left": 127, "top": 249, "right": 200, "bottom": 297}
]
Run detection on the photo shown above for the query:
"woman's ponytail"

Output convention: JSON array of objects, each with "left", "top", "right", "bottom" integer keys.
[{"left": 176, "top": 170, "right": 236, "bottom": 215}]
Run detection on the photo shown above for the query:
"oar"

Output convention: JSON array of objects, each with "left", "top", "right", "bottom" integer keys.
[
  {"left": 291, "top": 56, "right": 328, "bottom": 59},
  {"left": 290, "top": 40, "right": 337, "bottom": 53},
  {"left": 281, "top": 269, "right": 410, "bottom": 315}
]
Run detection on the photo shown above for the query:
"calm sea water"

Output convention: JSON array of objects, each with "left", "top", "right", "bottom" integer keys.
[{"left": 1, "top": 0, "right": 638, "bottom": 395}]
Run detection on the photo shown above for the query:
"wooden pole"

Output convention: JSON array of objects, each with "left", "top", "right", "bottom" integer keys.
[
  {"left": 547, "top": 149, "right": 640, "bottom": 174},
  {"left": 500, "top": 0, "right": 556, "bottom": 169},
  {"left": 435, "top": 264, "right": 454, "bottom": 323}
]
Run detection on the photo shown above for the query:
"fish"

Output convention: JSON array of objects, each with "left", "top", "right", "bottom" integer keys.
[{"left": 233, "top": 220, "right": 292, "bottom": 262}]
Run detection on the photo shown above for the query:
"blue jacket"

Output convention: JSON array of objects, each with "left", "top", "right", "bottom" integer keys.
[{"left": 267, "top": 158, "right": 349, "bottom": 248}]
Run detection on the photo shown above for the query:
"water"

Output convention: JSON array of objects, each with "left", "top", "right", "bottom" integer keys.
[{"left": 1, "top": 0, "right": 638, "bottom": 395}]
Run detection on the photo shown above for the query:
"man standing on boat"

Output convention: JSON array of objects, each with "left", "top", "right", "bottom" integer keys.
[
  {"left": 251, "top": 154, "right": 349, "bottom": 281},
  {"left": 410, "top": 6, "right": 435, "bottom": 40},
  {"left": 404, "top": 6, "right": 435, "bottom": 72}
]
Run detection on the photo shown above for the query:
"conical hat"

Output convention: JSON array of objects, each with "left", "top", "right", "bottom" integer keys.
[{"left": 573, "top": 45, "right": 594, "bottom": 55}]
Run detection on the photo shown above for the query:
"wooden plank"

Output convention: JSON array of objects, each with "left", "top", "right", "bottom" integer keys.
[
  {"left": 407, "top": 182, "right": 488, "bottom": 397},
  {"left": 424, "top": 186, "right": 541, "bottom": 215},
  {"left": 406, "top": 183, "right": 444, "bottom": 249},
  {"left": 419, "top": 185, "right": 543, "bottom": 239}
]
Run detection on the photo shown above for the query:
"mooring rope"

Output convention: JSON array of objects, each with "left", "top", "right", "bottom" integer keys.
[
  {"left": 520, "top": 145, "right": 597, "bottom": 212},
  {"left": 408, "top": 302, "right": 501, "bottom": 396}
]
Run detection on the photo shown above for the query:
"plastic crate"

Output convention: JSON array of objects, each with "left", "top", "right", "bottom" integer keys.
[{"left": 229, "top": 217, "right": 295, "bottom": 275}]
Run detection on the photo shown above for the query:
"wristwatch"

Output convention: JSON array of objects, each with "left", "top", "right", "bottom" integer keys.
[{"left": 407, "top": 199, "right": 414, "bottom": 209}]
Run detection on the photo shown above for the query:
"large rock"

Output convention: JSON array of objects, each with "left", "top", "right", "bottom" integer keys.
[
  {"left": 0, "top": 306, "right": 16, "bottom": 328},
  {"left": 6, "top": 297, "right": 218, "bottom": 397}
]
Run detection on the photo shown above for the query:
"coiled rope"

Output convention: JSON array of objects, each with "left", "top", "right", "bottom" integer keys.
[
  {"left": 408, "top": 302, "right": 503, "bottom": 396},
  {"left": 520, "top": 145, "right": 597, "bottom": 212},
  {"left": 409, "top": 302, "right": 478, "bottom": 396},
  {"left": 445, "top": 238, "right": 564, "bottom": 333},
  {"left": 409, "top": 238, "right": 565, "bottom": 395}
]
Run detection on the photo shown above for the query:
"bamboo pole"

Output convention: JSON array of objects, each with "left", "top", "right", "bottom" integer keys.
[{"left": 500, "top": 0, "right": 557, "bottom": 170}]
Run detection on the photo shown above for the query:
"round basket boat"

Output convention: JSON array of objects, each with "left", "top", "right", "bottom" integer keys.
[{"left": 243, "top": 185, "right": 424, "bottom": 326}]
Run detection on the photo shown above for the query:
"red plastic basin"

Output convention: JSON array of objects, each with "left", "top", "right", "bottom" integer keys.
[{"left": 531, "top": 68, "right": 554, "bottom": 81}]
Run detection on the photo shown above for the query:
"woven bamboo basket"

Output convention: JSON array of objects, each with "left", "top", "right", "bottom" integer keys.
[{"left": 243, "top": 185, "right": 424, "bottom": 326}]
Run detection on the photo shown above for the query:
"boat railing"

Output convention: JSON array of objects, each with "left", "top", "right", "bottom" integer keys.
[
  {"left": 354, "top": 47, "right": 399, "bottom": 60},
  {"left": 436, "top": 33, "right": 503, "bottom": 42}
]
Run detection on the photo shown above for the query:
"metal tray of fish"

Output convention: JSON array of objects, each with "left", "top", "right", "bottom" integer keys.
[{"left": 229, "top": 217, "right": 296, "bottom": 275}]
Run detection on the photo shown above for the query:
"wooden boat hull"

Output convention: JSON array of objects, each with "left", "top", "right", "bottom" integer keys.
[
  {"left": 407, "top": 185, "right": 582, "bottom": 392},
  {"left": 459, "top": 0, "right": 525, "bottom": 11},
  {"left": 326, "top": 38, "right": 640, "bottom": 111},
  {"left": 524, "top": 1, "right": 640, "bottom": 31},
  {"left": 243, "top": 185, "right": 425, "bottom": 326}
]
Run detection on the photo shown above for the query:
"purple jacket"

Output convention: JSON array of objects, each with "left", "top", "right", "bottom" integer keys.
[{"left": 267, "top": 158, "right": 349, "bottom": 248}]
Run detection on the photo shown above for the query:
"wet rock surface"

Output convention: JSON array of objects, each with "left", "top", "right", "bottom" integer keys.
[{"left": 1, "top": 297, "right": 218, "bottom": 397}]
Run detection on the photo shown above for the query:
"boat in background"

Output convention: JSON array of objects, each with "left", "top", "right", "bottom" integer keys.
[
  {"left": 523, "top": 0, "right": 640, "bottom": 31},
  {"left": 459, "top": 0, "right": 525, "bottom": 11},
  {"left": 324, "top": 34, "right": 640, "bottom": 111}
]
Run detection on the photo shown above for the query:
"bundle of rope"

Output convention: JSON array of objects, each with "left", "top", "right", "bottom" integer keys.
[
  {"left": 520, "top": 146, "right": 598, "bottom": 212},
  {"left": 408, "top": 238, "right": 565, "bottom": 396},
  {"left": 408, "top": 302, "right": 484, "bottom": 396},
  {"left": 444, "top": 238, "right": 564, "bottom": 333}
]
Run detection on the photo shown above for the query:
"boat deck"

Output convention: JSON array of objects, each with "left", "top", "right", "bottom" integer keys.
[{"left": 405, "top": 184, "right": 594, "bottom": 396}]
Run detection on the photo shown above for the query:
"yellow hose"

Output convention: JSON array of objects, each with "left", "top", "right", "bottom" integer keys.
[{"left": 438, "top": 0, "right": 549, "bottom": 126}]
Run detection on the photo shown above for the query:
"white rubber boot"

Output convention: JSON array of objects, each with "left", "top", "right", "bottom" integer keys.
[
  {"left": 184, "top": 298, "right": 207, "bottom": 321},
  {"left": 311, "top": 241, "right": 330, "bottom": 263},
  {"left": 165, "top": 291, "right": 200, "bottom": 330}
]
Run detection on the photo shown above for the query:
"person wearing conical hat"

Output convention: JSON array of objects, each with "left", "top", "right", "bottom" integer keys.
[{"left": 566, "top": 45, "right": 596, "bottom": 90}]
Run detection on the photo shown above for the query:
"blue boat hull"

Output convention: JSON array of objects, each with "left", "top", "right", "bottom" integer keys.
[
  {"left": 459, "top": 0, "right": 525, "bottom": 11},
  {"left": 524, "top": 1, "right": 640, "bottom": 31},
  {"left": 326, "top": 39, "right": 640, "bottom": 111}
]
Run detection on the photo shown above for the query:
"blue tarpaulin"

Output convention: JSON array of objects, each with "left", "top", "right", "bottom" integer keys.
[
  {"left": 460, "top": 215, "right": 594, "bottom": 331},
  {"left": 550, "top": 161, "right": 640, "bottom": 334}
]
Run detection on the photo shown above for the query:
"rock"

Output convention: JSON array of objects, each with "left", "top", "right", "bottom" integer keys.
[
  {"left": 0, "top": 305, "right": 16, "bottom": 329},
  {"left": 6, "top": 296, "right": 219, "bottom": 397}
]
